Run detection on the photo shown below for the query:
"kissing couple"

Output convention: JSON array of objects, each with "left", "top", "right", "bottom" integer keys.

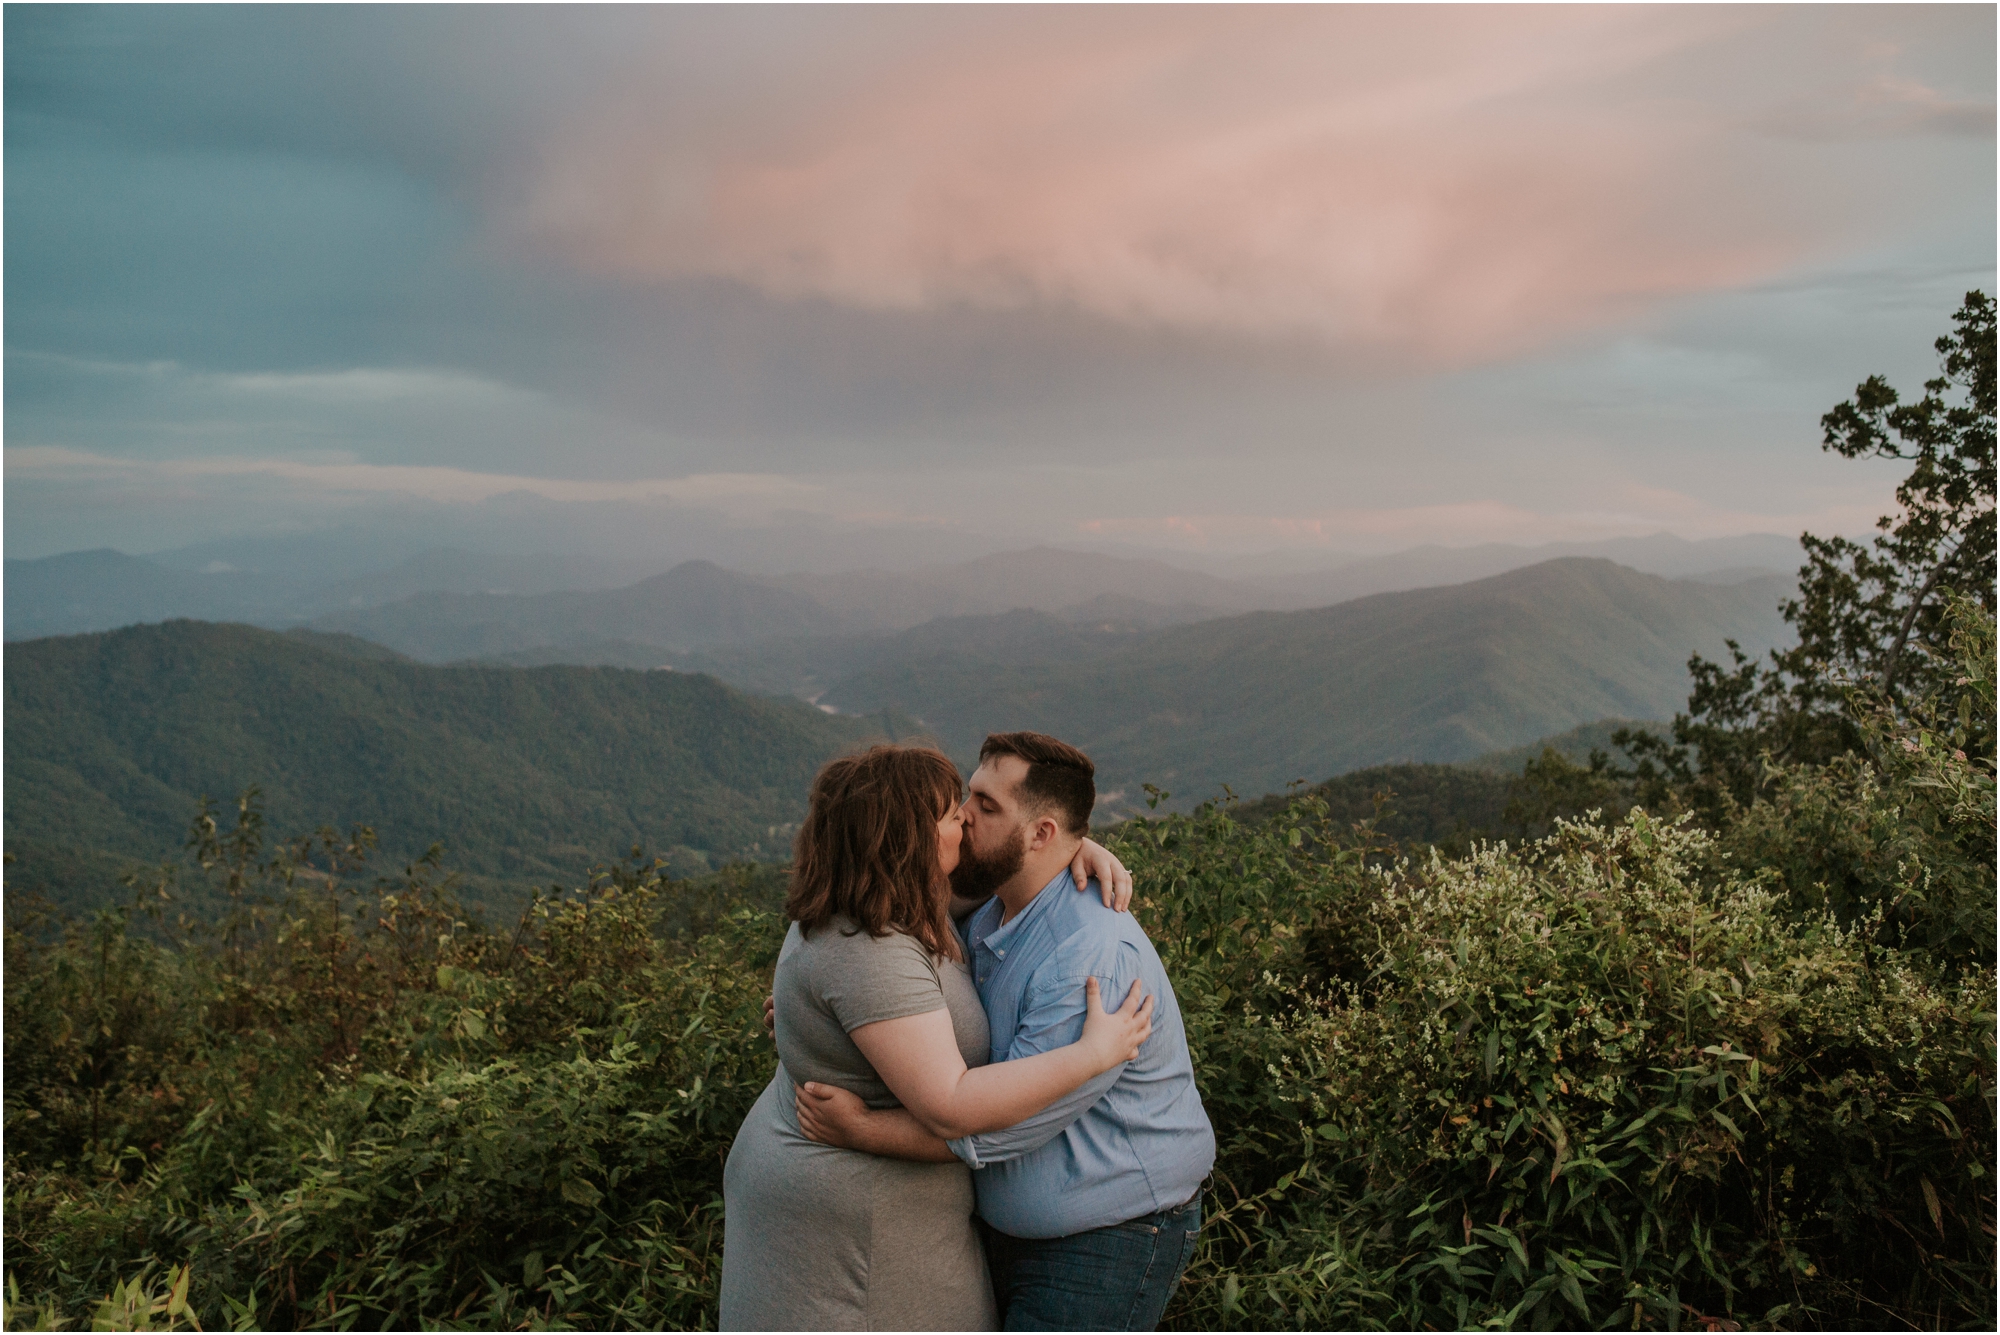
[{"left": 720, "top": 731, "right": 1214, "bottom": 1331}]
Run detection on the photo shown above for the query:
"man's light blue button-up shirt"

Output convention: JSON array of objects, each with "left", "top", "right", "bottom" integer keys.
[{"left": 948, "top": 869, "right": 1215, "bottom": 1239}]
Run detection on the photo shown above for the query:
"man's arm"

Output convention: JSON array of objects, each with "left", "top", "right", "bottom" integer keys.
[
  {"left": 795, "top": 1082, "right": 959, "bottom": 1163},
  {"left": 951, "top": 941, "right": 1143, "bottom": 1167}
]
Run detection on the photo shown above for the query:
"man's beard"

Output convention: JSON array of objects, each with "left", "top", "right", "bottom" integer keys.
[{"left": 950, "top": 823, "right": 1027, "bottom": 903}]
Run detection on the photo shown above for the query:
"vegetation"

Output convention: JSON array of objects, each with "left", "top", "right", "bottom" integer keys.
[{"left": 4, "top": 296, "right": 1991, "bottom": 1330}]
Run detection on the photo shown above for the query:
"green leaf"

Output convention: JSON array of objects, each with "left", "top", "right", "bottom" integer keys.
[
  {"left": 1477, "top": 1225, "right": 1531, "bottom": 1271},
  {"left": 1559, "top": 1272, "right": 1588, "bottom": 1318},
  {"left": 561, "top": 1176, "right": 602, "bottom": 1208}
]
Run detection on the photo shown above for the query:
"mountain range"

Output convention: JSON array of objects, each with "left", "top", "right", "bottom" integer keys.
[
  {"left": 6, "top": 532, "right": 1801, "bottom": 648},
  {"left": 5, "top": 556, "right": 1793, "bottom": 924},
  {"left": 814, "top": 559, "right": 1792, "bottom": 808}
]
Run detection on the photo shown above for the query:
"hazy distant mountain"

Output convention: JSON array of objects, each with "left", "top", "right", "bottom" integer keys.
[
  {"left": 762, "top": 533, "right": 1802, "bottom": 632},
  {"left": 4, "top": 544, "right": 637, "bottom": 641},
  {"left": 310, "top": 560, "right": 848, "bottom": 660},
  {"left": 773, "top": 546, "right": 1259, "bottom": 629},
  {"left": 336, "top": 548, "right": 1245, "bottom": 669},
  {"left": 6, "top": 532, "right": 1806, "bottom": 648},
  {"left": 665, "top": 605, "right": 1174, "bottom": 699},
  {"left": 821, "top": 558, "right": 1795, "bottom": 810},
  {"left": 146, "top": 530, "right": 451, "bottom": 582},
  {"left": 3, "top": 549, "right": 293, "bottom": 639},
  {"left": 302, "top": 548, "right": 625, "bottom": 613},
  {"left": 1056, "top": 593, "right": 1227, "bottom": 629},
  {"left": 5, "top": 621, "right": 899, "bottom": 911},
  {"left": 1244, "top": 532, "right": 1803, "bottom": 608}
]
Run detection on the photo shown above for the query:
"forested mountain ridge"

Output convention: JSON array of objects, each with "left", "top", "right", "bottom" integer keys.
[
  {"left": 4, "top": 621, "right": 899, "bottom": 910},
  {"left": 824, "top": 558, "right": 1793, "bottom": 807}
]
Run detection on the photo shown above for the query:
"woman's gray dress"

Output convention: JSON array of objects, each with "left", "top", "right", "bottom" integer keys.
[{"left": 720, "top": 918, "right": 995, "bottom": 1331}]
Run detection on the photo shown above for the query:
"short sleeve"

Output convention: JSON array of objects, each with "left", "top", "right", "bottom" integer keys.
[{"left": 814, "top": 925, "right": 947, "bottom": 1032}]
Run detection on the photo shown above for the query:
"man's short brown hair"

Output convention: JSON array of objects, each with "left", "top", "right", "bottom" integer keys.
[{"left": 979, "top": 731, "right": 1095, "bottom": 836}]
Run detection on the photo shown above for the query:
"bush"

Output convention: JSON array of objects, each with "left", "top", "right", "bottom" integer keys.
[
  {"left": 5, "top": 816, "right": 781, "bottom": 1331},
  {"left": 1715, "top": 595, "right": 1995, "bottom": 969},
  {"left": 1100, "top": 796, "right": 1994, "bottom": 1332}
]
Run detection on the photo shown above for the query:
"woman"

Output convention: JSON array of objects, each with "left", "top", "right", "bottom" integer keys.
[{"left": 719, "top": 744, "right": 1150, "bottom": 1331}]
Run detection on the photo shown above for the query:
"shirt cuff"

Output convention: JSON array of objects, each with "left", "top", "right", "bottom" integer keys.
[{"left": 947, "top": 1135, "right": 982, "bottom": 1169}]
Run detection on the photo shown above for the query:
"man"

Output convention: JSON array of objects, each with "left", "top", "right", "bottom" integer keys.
[{"left": 797, "top": 731, "right": 1215, "bottom": 1331}]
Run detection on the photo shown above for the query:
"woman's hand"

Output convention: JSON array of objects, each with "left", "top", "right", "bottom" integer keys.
[
  {"left": 1071, "top": 838, "right": 1134, "bottom": 911},
  {"left": 1080, "top": 975, "right": 1153, "bottom": 1073}
]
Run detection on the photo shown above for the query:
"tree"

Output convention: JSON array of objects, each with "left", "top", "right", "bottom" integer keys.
[
  {"left": 1794, "top": 290, "right": 1995, "bottom": 703},
  {"left": 1619, "top": 292, "right": 1996, "bottom": 813}
]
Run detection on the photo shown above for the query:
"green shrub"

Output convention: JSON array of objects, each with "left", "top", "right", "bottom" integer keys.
[
  {"left": 5, "top": 813, "right": 784, "bottom": 1331},
  {"left": 1716, "top": 595, "right": 1995, "bottom": 968},
  {"left": 1108, "top": 802, "right": 1995, "bottom": 1332}
]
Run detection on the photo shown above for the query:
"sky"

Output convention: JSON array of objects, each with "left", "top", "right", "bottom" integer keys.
[{"left": 5, "top": 4, "right": 1994, "bottom": 571}]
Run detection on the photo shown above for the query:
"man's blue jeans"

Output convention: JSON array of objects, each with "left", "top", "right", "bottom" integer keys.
[{"left": 983, "top": 1194, "right": 1202, "bottom": 1331}]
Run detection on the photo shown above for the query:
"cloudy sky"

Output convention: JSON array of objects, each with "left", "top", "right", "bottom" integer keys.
[{"left": 5, "top": 4, "right": 1993, "bottom": 569}]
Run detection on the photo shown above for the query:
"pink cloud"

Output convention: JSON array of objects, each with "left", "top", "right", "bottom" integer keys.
[{"left": 486, "top": 5, "right": 1979, "bottom": 367}]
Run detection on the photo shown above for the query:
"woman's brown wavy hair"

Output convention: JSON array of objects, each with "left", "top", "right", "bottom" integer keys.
[{"left": 785, "top": 743, "right": 965, "bottom": 963}]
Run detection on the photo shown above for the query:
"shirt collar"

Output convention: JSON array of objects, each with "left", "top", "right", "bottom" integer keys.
[{"left": 974, "top": 867, "right": 1072, "bottom": 957}]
